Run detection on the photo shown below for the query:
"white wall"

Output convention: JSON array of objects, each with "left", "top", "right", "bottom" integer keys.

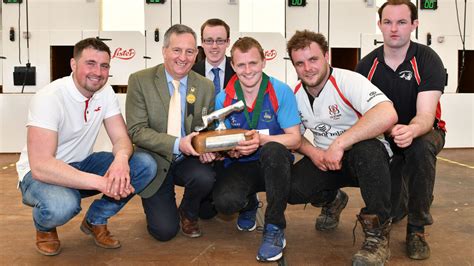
[
  {"left": 2, "top": 0, "right": 472, "bottom": 91},
  {"left": 0, "top": 94, "right": 30, "bottom": 152},
  {"left": 1, "top": 0, "right": 100, "bottom": 92},
  {"left": 441, "top": 94, "right": 474, "bottom": 148},
  {"left": 239, "top": 0, "right": 285, "bottom": 36},
  {"left": 327, "top": 0, "right": 377, "bottom": 47},
  {"left": 101, "top": 0, "right": 144, "bottom": 33}
]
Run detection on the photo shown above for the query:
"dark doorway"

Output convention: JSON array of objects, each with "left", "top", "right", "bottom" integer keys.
[
  {"left": 457, "top": 50, "right": 474, "bottom": 93},
  {"left": 112, "top": 85, "right": 128, "bottom": 93},
  {"left": 330, "top": 48, "right": 360, "bottom": 71},
  {"left": 50, "top": 46, "right": 74, "bottom": 82}
]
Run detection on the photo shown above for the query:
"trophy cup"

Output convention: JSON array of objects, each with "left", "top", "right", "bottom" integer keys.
[{"left": 192, "top": 100, "right": 250, "bottom": 154}]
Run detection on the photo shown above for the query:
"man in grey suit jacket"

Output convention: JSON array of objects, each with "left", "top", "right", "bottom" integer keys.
[
  {"left": 192, "top": 18, "right": 235, "bottom": 94},
  {"left": 126, "top": 24, "right": 216, "bottom": 240}
]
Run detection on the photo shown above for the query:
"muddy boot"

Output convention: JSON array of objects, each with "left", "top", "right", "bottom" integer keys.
[
  {"left": 406, "top": 232, "right": 430, "bottom": 260},
  {"left": 352, "top": 214, "right": 391, "bottom": 266},
  {"left": 313, "top": 190, "right": 349, "bottom": 231}
]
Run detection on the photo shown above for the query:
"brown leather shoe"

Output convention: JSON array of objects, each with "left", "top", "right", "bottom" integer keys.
[
  {"left": 36, "top": 228, "right": 61, "bottom": 256},
  {"left": 80, "top": 218, "right": 121, "bottom": 249},
  {"left": 179, "top": 209, "right": 202, "bottom": 238}
]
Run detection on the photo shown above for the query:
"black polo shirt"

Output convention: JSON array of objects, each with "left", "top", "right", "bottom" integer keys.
[{"left": 356, "top": 41, "right": 446, "bottom": 131}]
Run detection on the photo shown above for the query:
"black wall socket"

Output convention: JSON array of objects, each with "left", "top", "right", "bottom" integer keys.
[
  {"left": 9, "top": 27, "right": 15, "bottom": 42},
  {"left": 155, "top": 28, "right": 159, "bottom": 42}
]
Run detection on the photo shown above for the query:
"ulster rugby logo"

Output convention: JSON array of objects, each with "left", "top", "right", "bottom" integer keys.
[
  {"left": 112, "top": 48, "right": 136, "bottom": 60},
  {"left": 328, "top": 104, "right": 341, "bottom": 120}
]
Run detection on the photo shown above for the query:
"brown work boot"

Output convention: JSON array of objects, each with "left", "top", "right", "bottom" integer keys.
[
  {"left": 179, "top": 208, "right": 202, "bottom": 238},
  {"left": 352, "top": 214, "right": 391, "bottom": 266},
  {"left": 80, "top": 218, "right": 121, "bottom": 249},
  {"left": 36, "top": 228, "right": 61, "bottom": 256},
  {"left": 406, "top": 232, "right": 430, "bottom": 260}
]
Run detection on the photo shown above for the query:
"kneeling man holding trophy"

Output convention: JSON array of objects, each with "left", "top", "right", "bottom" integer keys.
[{"left": 199, "top": 36, "right": 301, "bottom": 262}]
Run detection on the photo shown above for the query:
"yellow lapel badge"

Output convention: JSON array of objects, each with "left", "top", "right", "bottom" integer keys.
[{"left": 187, "top": 87, "right": 196, "bottom": 104}]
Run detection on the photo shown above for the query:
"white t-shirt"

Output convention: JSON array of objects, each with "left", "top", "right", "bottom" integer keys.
[
  {"left": 294, "top": 67, "right": 392, "bottom": 156},
  {"left": 16, "top": 74, "right": 121, "bottom": 181}
]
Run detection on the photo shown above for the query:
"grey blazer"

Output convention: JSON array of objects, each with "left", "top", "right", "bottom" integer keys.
[{"left": 126, "top": 64, "right": 215, "bottom": 198}]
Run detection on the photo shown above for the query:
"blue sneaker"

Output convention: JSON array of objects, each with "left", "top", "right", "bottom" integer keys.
[
  {"left": 256, "top": 224, "right": 286, "bottom": 262},
  {"left": 237, "top": 194, "right": 259, "bottom": 231}
]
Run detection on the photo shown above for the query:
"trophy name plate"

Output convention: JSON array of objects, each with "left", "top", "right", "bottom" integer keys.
[{"left": 192, "top": 128, "right": 250, "bottom": 154}]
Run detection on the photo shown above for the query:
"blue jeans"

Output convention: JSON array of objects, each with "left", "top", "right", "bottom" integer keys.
[{"left": 20, "top": 151, "right": 156, "bottom": 232}]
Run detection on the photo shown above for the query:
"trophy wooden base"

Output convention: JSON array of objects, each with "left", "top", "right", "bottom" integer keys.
[{"left": 192, "top": 129, "right": 250, "bottom": 154}]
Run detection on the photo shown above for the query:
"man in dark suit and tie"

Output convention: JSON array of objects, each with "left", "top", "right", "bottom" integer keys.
[
  {"left": 192, "top": 18, "right": 235, "bottom": 94},
  {"left": 191, "top": 18, "right": 238, "bottom": 221},
  {"left": 126, "top": 24, "right": 216, "bottom": 240}
]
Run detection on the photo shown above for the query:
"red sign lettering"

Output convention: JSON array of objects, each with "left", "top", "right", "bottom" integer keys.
[
  {"left": 264, "top": 49, "right": 277, "bottom": 60},
  {"left": 112, "top": 48, "right": 136, "bottom": 60}
]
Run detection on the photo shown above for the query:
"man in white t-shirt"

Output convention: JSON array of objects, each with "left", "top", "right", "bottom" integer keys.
[
  {"left": 286, "top": 30, "right": 397, "bottom": 265},
  {"left": 16, "top": 38, "right": 156, "bottom": 256}
]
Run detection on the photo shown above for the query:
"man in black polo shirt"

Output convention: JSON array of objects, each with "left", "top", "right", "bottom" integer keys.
[{"left": 356, "top": 0, "right": 446, "bottom": 260}]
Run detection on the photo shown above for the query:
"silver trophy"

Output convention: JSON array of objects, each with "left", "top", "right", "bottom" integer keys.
[{"left": 192, "top": 100, "right": 249, "bottom": 154}]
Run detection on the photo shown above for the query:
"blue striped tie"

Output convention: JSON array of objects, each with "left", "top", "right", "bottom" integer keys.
[{"left": 211, "top": 67, "right": 221, "bottom": 96}]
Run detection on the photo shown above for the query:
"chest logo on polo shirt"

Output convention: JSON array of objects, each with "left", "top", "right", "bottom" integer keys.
[
  {"left": 399, "top": 70, "right": 413, "bottom": 81},
  {"left": 328, "top": 104, "right": 341, "bottom": 120},
  {"left": 314, "top": 123, "right": 331, "bottom": 135},
  {"left": 229, "top": 115, "right": 241, "bottom": 127},
  {"left": 94, "top": 106, "right": 102, "bottom": 112},
  {"left": 261, "top": 109, "right": 274, "bottom": 122}
]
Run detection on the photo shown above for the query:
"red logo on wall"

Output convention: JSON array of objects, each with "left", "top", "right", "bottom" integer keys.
[
  {"left": 112, "top": 48, "right": 136, "bottom": 60},
  {"left": 265, "top": 49, "right": 277, "bottom": 60}
]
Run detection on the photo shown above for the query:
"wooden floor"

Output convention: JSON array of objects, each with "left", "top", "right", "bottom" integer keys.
[{"left": 0, "top": 149, "right": 473, "bottom": 265}]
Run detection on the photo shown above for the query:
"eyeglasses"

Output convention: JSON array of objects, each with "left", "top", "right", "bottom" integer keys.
[{"left": 202, "top": 38, "right": 228, "bottom": 46}]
